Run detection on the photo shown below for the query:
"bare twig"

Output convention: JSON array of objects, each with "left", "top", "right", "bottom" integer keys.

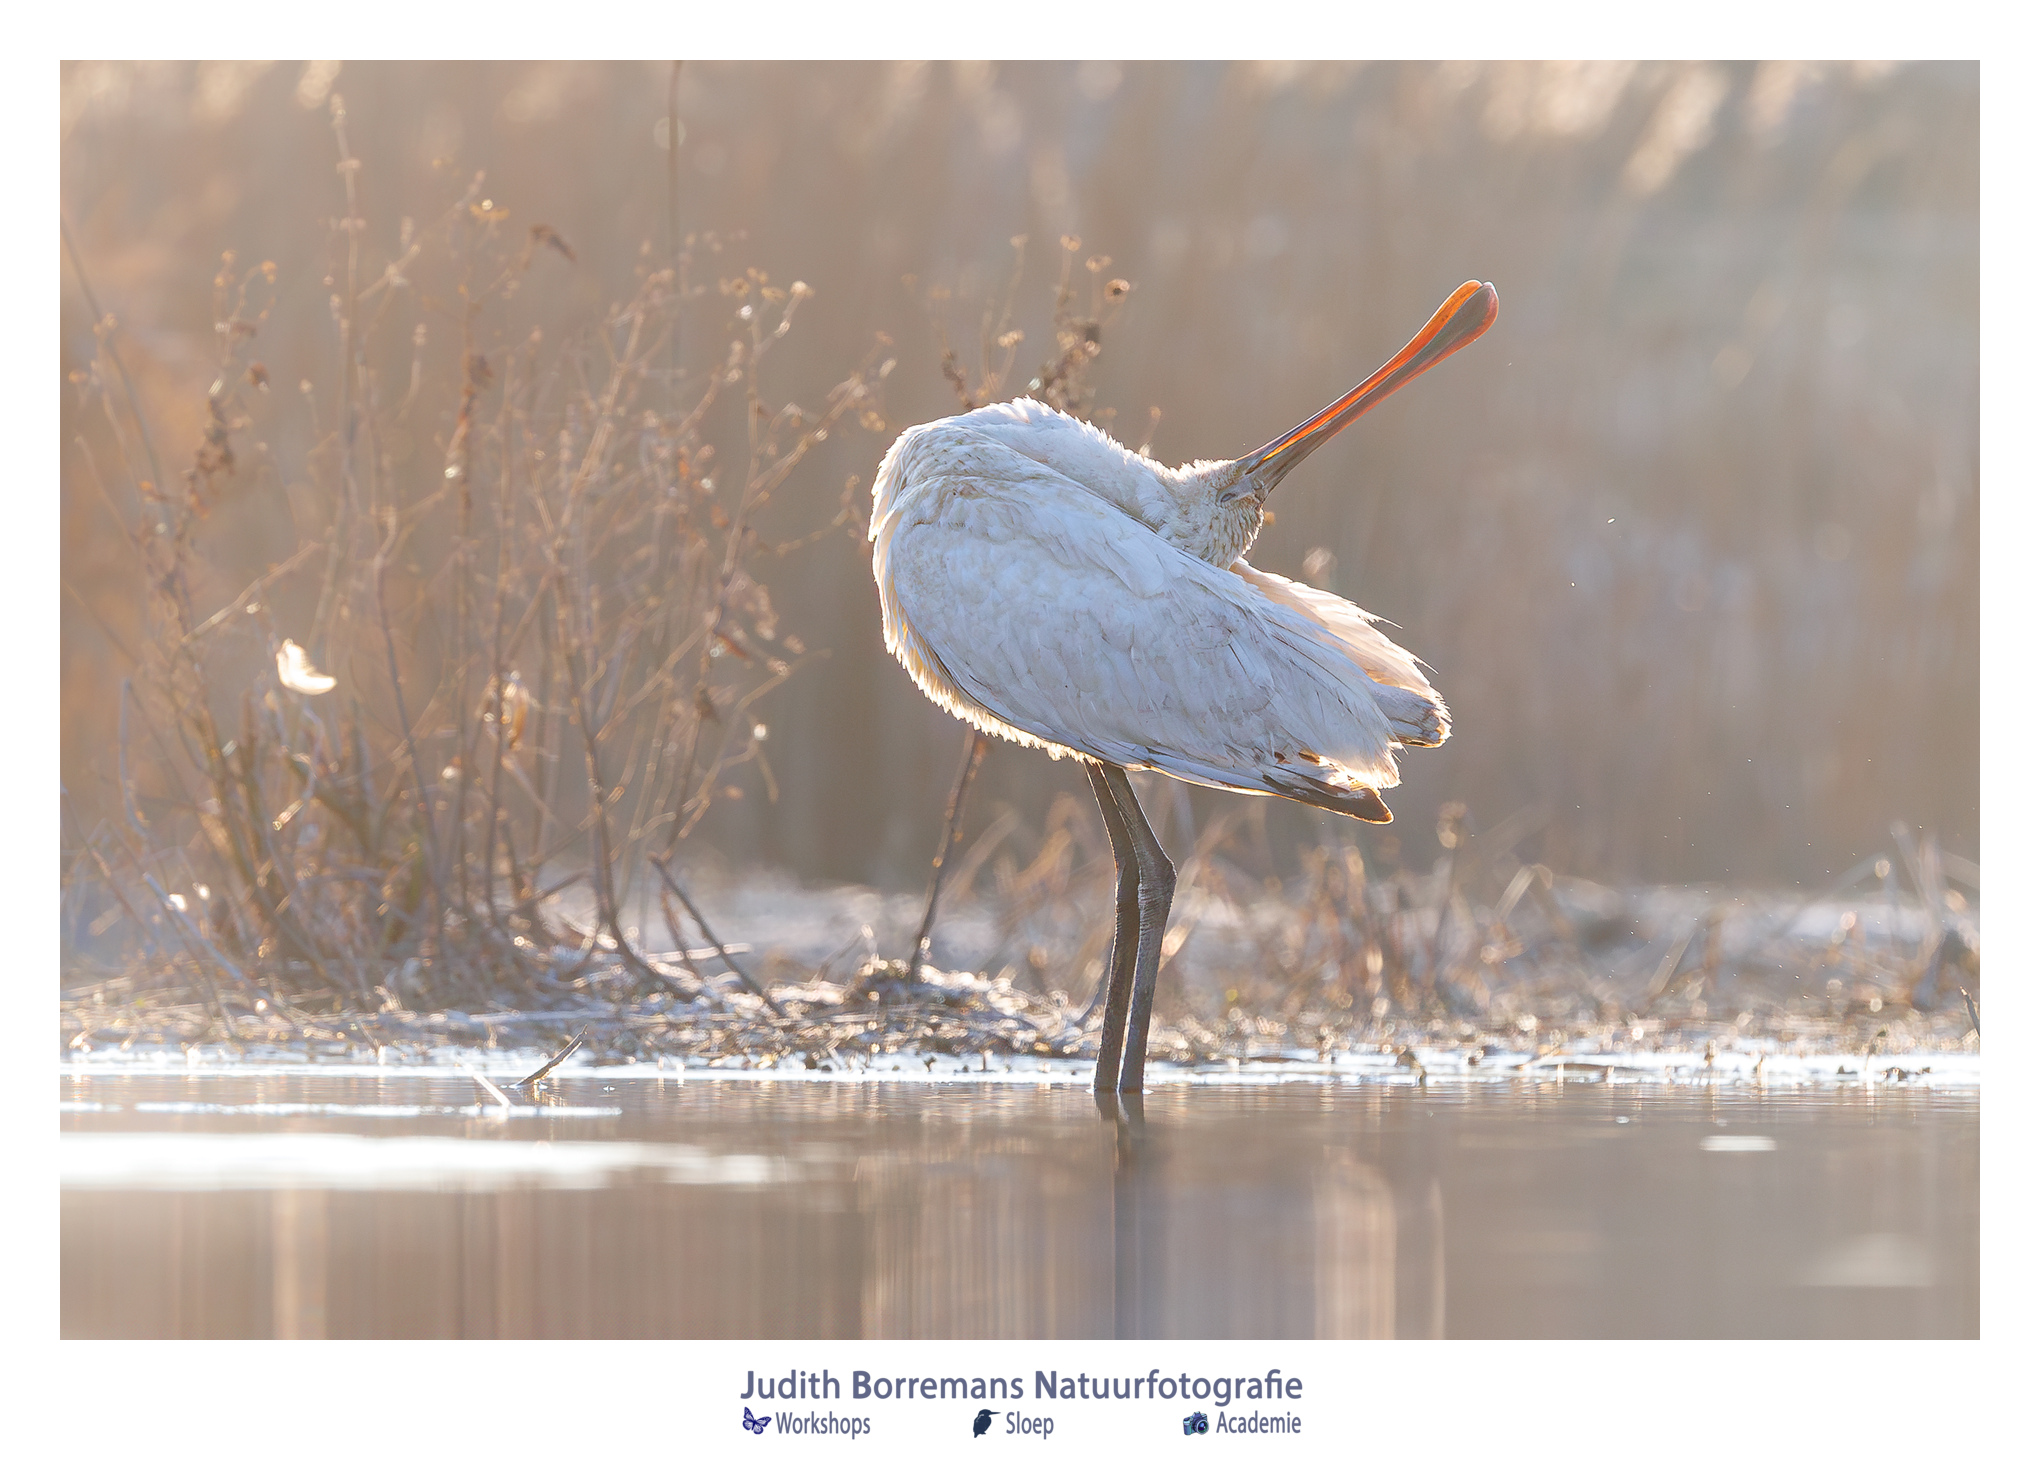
[
  {"left": 61, "top": 215, "right": 165, "bottom": 495},
  {"left": 910, "top": 730, "right": 988, "bottom": 974},
  {"left": 651, "top": 858, "right": 784, "bottom": 1018},
  {"left": 515, "top": 1028, "right": 587, "bottom": 1087}
]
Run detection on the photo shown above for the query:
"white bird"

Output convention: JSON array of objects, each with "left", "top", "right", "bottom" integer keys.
[{"left": 871, "top": 280, "right": 1499, "bottom": 1092}]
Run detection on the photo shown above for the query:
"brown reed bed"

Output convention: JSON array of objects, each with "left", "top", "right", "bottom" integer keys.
[
  {"left": 60, "top": 71, "right": 1979, "bottom": 1069},
  {"left": 62, "top": 90, "right": 895, "bottom": 1047},
  {"left": 63, "top": 62, "right": 1981, "bottom": 897}
]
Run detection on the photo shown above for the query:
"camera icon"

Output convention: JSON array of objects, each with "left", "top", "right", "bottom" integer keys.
[{"left": 1183, "top": 1412, "right": 1209, "bottom": 1435}]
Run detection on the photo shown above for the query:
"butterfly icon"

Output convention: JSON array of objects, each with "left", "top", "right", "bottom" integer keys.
[{"left": 742, "top": 1407, "right": 770, "bottom": 1435}]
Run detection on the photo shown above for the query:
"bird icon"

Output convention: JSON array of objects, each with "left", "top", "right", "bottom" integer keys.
[
  {"left": 973, "top": 1408, "right": 993, "bottom": 1437},
  {"left": 872, "top": 280, "right": 1498, "bottom": 1093}
]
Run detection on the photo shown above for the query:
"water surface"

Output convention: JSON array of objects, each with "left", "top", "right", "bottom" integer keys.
[{"left": 61, "top": 1072, "right": 1977, "bottom": 1338}]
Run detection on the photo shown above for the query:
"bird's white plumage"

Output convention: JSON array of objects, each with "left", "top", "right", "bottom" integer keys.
[{"left": 871, "top": 400, "right": 1448, "bottom": 810}]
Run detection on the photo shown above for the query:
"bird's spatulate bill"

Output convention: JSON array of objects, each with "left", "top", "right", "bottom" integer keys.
[{"left": 1244, "top": 280, "right": 1498, "bottom": 489}]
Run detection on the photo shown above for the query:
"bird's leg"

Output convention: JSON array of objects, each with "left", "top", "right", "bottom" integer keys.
[
  {"left": 1085, "top": 762, "right": 1141, "bottom": 1093},
  {"left": 1096, "top": 765, "right": 1176, "bottom": 1093}
]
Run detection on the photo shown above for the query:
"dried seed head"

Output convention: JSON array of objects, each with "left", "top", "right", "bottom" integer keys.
[{"left": 503, "top": 671, "right": 529, "bottom": 750}]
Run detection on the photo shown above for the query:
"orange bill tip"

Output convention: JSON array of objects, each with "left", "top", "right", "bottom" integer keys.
[{"left": 1251, "top": 280, "right": 1499, "bottom": 469}]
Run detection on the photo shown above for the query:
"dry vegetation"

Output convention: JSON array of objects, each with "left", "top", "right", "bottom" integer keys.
[
  {"left": 58, "top": 109, "right": 1979, "bottom": 1066},
  {"left": 893, "top": 790, "right": 1981, "bottom": 1068},
  {"left": 62, "top": 91, "right": 898, "bottom": 1048}
]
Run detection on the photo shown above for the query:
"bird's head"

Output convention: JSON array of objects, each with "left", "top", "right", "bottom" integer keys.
[{"left": 1151, "top": 454, "right": 1265, "bottom": 566}]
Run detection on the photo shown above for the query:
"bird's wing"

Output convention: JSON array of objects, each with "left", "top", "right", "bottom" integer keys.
[
  {"left": 1229, "top": 561, "right": 1449, "bottom": 747},
  {"left": 880, "top": 440, "right": 1420, "bottom": 797},
  {"left": 937, "top": 398, "right": 1179, "bottom": 526}
]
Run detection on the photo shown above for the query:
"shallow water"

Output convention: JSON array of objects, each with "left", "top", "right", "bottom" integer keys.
[{"left": 61, "top": 1071, "right": 1977, "bottom": 1338}]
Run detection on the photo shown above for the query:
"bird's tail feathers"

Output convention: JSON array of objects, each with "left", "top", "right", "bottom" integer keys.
[
  {"left": 1261, "top": 768, "right": 1395, "bottom": 823},
  {"left": 1230, "top": 560, "right": 1440, "bottom": 700},
  {"left": 1374, "top": 683, "right": 1450, "bottom": 747}
]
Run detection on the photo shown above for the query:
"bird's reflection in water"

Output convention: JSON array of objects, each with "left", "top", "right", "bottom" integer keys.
[
  {"left": 1100, "top": 1090, "right": 1149, "bottom": 1339},
  {"left": 1097, "top": 1090, "right": 1430, "bottom": 1340}
]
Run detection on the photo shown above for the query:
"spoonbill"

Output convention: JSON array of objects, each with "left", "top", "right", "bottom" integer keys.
[{"left": 871, "top": 280, "right": 1498, "bottom": 1092}]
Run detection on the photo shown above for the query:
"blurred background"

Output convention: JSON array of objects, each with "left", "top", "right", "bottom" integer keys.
[{"left": 61, "top": 60, "right": 1978, "bottom": 892}]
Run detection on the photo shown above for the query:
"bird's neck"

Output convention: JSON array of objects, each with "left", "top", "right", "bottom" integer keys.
[{"left": 1156, "top": 459, "right": 1265, "bottom": 567}]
